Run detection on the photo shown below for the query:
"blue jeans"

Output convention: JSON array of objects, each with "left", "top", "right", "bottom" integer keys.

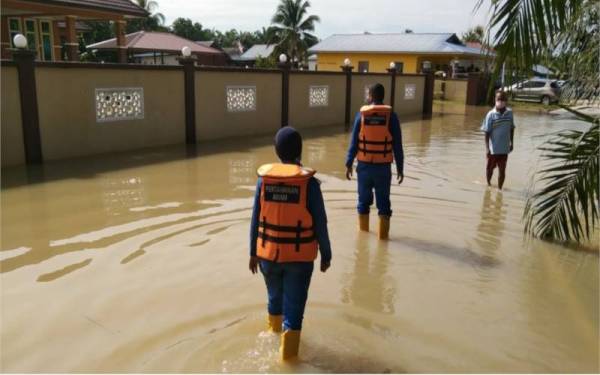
[
  {"left": 259, "top": 260, "right": 314, "bottom": 330},
  {"left": 357, "top": 162, "right": 392, "bottom": 216}
]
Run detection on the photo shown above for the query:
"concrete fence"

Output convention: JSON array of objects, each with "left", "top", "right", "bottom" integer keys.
[{"left": 1, "top": 52, "right": 434, "bottom": 167}]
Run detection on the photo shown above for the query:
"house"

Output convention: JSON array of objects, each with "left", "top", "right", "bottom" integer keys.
[
  {"left": 308, "top": 33, "right": 491, "bottom": 74},
  {"left": 235, "top": 44, "right": 275, "bottom": 66},
  {"left": 87, "top": 31, "right": 229, "bottom": 66},
  {"left": 1, "top": 0, "right": 147, "bottom": 62}
]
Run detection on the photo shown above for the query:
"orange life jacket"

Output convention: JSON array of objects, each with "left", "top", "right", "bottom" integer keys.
[
  {"left": 256, "top": 163, "right": 318, "bottom": 263},
  {"left": 357, "top": 104, "right": 394, "bottom": 163}
]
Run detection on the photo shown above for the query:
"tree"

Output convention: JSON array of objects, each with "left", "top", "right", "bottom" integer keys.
[
  {"left": 171, "top": 18, "right": 208, "bottom": 41},
  {"left": 269, "top": 0, "right": 320, "bottom": 67},
  {"left": 461, "top": 25, "right": 484, "bottom": 43},
  {"left": 82, "top": 21, "right": 113, "bottom": 45},
  {"left": 127, "top": 0, "right": 166, "bottom": 32},
  {"left": 478, "top": 0, "right": 599, "bottom": 243},
  {"left": 254, "top": 55, "right": 277, "bottom": 68}
]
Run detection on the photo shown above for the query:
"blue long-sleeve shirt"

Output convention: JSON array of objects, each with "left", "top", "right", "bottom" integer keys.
[
  {"left": 249, "top": 176, "right": 332, "bottom": 263},
  {"left": 345, "top": 109, "right": 404, "bottom": 175}
]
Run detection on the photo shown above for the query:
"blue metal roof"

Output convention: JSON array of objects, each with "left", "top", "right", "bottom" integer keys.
[
  {"left": 308, "top": 33, "right": 489, "bottom": 56},
  {"left": 238, "top": 44, "right": 275, "bottom": 61}
]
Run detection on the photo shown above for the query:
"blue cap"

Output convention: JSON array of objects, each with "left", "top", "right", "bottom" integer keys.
[{"left": 274, "top": 126, "right": 302, "bottom": 162}]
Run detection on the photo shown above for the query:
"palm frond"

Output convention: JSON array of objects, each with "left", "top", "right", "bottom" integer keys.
[{"left": 524, "top": 123, "right": 599, "bottom": 242}]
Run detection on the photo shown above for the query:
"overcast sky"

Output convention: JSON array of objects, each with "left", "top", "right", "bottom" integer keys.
[{"left": 158, "top": 0, "right": 493, "bottom": 39}]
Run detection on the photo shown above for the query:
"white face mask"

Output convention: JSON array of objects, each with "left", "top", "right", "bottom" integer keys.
[{"left": 496, "top": 100, "right": 506, "bottom": 109}]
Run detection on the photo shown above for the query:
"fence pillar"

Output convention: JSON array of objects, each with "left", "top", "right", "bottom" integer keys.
[
  {"left": 65, "top": 16, "right": 79, "bottom": 62},
  {"left": 341, "top": 64, "right": 353, "bottom": 129},
  {"left": 466, "top": 73, "right": 479, "bottom": 106},
  {"left": 387, "top": 66, "right": 397, "bottom": 110},
  {"left": 178, "top": 56, "right": 196, "bottom": 144},
  {"left": 13, "top": 49, "right": 43, "bottom": 164},
  {"left": 422, "top": 71, "right": 434, "bottom": 116},
  {"left": 279, "top": 61, "right": 290, "bottom": 127},
  {"left": 115, "top": 20, "right": 127, "bottom": 64}
]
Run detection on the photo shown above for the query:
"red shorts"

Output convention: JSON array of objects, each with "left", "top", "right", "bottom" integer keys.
[{"left": 487, "top": 154, "right": 508, "bottom": 172}]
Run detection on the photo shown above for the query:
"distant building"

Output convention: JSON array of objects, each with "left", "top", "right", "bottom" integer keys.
[
  {"left": 1, "top": 0, "right": 147, "bottom": 62},
  {"left": 309, "top": 33, "right": 491, "bottom": 75},
  {"left": 236, "top": 44, "right": 275, "bottom": 66},
  {"left": 87, "top": 31, "right": 228, "bottom": 66}
]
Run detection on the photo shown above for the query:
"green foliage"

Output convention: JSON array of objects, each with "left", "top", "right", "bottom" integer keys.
[
  {"left": 171, "top": 18, "right": 211, "bottom": 41},
  {"left": 82, "top": 21, "right": 113, "bottom": 45},
  {"left": 254, "top": 55, "right": 277, "bottom": 68},
  {"left": 269, "top": 0, "right": 320, "bottom": 67},
  {"left": 170, "top": 19, "right": 275, "bottom": 50},
  {"left": 131, "top": 0, "right": 166, "bottom": 30},
  {"left": 461, "top": 25, "right": 484, "bottom": 43},
  {"left": 524, "top": 122, "right": 599, "bottom": 242}
]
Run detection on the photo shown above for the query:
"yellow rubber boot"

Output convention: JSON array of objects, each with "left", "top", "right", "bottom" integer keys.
[
  {"left": 280, "top": 329, "right": 301, "bottom": 360},
  {"left": 378, "top": 215, "right": 390, "bottom": 240},
  {"left": 358, "top": 214, "right": 369, "bottom": 232},
  {"left": 268, "top": 314, "right": 283, "bottom": 333}
]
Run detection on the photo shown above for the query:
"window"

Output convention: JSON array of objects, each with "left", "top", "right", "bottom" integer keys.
[
  {"left": 24, "top": 19, "right": 38, "bottom": 57},
  {"left": 39, "top": 20, "right": 53, "bottom": 61},
  {"left": 358, "top": 61, "right": 369, "bottom": 73},
  {"left": 394, "top": 62, "right": 404, "bottom": 73},
  {"left": 531, "top": 81, "right": 546, "bottom": 88},
  {"left": 8, "top": 18, "right": 22, "bottom": 48}
]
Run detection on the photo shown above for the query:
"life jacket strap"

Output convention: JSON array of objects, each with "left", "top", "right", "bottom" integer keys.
[
  {"left": 359, "top": 139, "right": 393, "bottom": 145},
  {"left": 258, "top": 232, "right": 316, "bottom": 245},
  {"left": 357, "top": 147, "right": 394, "bottom": 155},
  {"left": 259, "top": 221, "right": 313, "bottom": 233},
  {"left": 383, "top": 136, "right": 388, "bottom": 158}
]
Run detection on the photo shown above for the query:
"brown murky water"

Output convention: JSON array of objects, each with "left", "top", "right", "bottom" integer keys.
[{"left": 1, "top": 103, "right": 598, "bottom": 373}]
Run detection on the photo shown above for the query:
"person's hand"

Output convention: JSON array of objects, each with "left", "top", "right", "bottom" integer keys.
[
  {"left": 345, "top": 166, "right": 353, "bottom": 180},
  {"left": 397, "top": 172, "right": 404, "bottom": 185},
  {"left": 320, "top": 260, "right": 330, "bottom": 272},
  {"left": 510, "top": 143, "right": 514, "bottom": 152},
  {"left": 249, "top": 256, "right": 259, "bottom": 274}
]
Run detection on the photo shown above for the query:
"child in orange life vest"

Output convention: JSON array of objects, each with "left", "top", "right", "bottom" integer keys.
[
  {"left": 249, "top": 126, "right": 332, "bottom": 360},
  {"left": 345, "top": 83, "right": 404, "bottom": 239}
]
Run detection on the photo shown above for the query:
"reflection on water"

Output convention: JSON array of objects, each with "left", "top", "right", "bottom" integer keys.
[
  {"left": 475, "top": 189, "right": 506, "bottom": 253},
  {"left": 341, "top": 233, "right": 395, "bottom": 314},
  {"left": 0, "top": 103, "right": 598, "bottom": 373}
]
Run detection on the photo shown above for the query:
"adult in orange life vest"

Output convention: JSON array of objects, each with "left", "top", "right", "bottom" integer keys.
[
  {"left": 345, "top": 83, "right": 404, "bottom": 239},
  {"left": 249, "top": 126, "right": 332, "bottom": 360}
]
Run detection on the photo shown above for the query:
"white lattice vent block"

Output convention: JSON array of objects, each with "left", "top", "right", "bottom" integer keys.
[
  {"left": 404, "top": 84, "right": 416, "bottom": 100},
  {"left": 226, "top": 86, "right": 257, "bottom": 112},
  {"left": 96, "top": 88, "right": 144, "bottom": 122},
  {"left": 309, "top": 85, "right": 329, "bottom": 107}
]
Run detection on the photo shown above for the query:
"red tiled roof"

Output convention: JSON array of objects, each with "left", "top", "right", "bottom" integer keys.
[
  {"left": 87, "top": 31, "right": 224, "bottom": 54},
  {"left": 22, "top": 0, "right": 148, "bottom": 17}
]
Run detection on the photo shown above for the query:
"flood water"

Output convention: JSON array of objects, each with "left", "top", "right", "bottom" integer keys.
[{"left": 1, "top": 103, "right": 598, "bottom": 373}]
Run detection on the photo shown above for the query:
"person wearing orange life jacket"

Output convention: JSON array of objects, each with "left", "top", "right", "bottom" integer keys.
[
  {"left": 249, "top": 126, "right": 332, "bottom": 361},
  {"left": 345, "top": 83, "right": 404, "bottom": 239}
]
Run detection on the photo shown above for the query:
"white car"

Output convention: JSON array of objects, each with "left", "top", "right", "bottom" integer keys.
[{"left": 504, "top": 78, "right": 560, "bottom": 105}]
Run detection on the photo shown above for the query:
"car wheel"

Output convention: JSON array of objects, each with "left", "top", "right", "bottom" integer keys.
[{"left": 542, "top": 96, "right": 551, "bottom": 106}]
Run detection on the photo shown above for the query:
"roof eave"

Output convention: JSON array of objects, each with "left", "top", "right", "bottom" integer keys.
[
  {"left": 309, "top": 50, "right": 491, "bottom": 56},
  {"left": 21, "top": 0, "right": 149, "bottom": 18}
]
